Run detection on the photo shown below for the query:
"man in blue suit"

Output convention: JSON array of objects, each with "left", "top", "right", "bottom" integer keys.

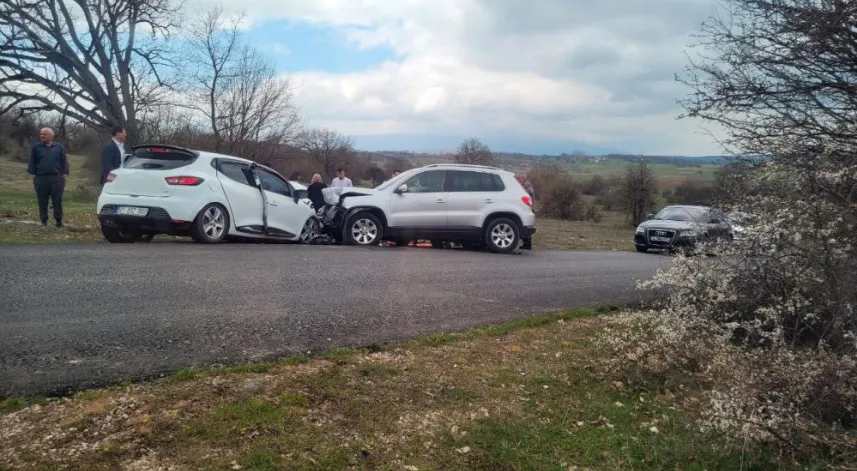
[{"left": 100, "top": 126, "right": 128, "bottom": 184}]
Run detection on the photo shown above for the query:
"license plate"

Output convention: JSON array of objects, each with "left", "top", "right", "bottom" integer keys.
[
  {"left": 651, "top": 236, "right": 671, "bottom": 242},
  {"left": 116, "top": 206, "right": 148, "bottom": 216}
]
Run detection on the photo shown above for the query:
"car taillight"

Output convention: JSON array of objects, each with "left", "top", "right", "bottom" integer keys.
[
  {"left": 522, "top": 195, "right": 533, "bottom": 208},
  {"left": 106, "top": 172, "right": 117, "bottom": 183},
  {"left": 165, "top": 176, "right": 204, "bottom": 186}
]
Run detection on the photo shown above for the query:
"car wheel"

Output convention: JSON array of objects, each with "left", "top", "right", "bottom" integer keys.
[
  {"left": 345, "top": 212, "right": 383, "bottom": 246},
  {"left": 100, "top": 220, "right": 140, "bottom": 243},
  {"left": 635, "top": 245, "right": 648, "bottom": 253},
  {"left": 484, "top": 217, "right": 520, "bottom": 254},
  {"left": 299, "top": 217, "right": 320, "bottom": 244},
  {"left": 191, "top": 203, "right": 230, "bottom": 244}
]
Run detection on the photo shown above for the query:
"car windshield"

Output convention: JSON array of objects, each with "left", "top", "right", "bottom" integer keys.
[{"left": 653, "top": 206, "right": 708, "bottom": 222}]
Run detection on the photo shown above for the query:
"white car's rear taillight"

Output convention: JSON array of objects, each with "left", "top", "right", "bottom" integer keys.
[{"left": 164, "top": 176, "right": 204, "bottom": 186}]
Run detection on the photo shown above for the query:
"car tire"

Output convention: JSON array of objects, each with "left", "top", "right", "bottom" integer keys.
[
  {"left": 344, "top": 212, "right": 383, "bottom": 246},
  {"left": 484, "top": 217, "right": 520, "bottom": 254},
  {"left": 190, "top": 203, "right": 230, "bottom": 244},
  {"left": 100, "top": 220, "right": 140, "bottom": 243},
  {"left": 299, "top": 217, "right": 320, "bottom": 244},
  {"left": 635, "top": 246, "right": 648, "bottom": 253}
]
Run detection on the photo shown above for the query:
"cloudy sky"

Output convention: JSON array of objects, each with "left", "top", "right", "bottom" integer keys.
[{"left": 186, "top": 0, "right": 726, "bottom": 156}]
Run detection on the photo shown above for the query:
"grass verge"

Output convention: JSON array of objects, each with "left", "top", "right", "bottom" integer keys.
[{"left": 0, "top": 306, "right": 809, "bottom": 470}]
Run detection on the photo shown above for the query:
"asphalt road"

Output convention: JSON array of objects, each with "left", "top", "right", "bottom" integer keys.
[{"left": 0, "top": 244, "right": 670, "bottom": 397}]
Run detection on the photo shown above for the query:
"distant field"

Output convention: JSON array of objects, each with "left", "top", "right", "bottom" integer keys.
[{"left": 0, "top": 154, "right": 637, "bottom": 250}]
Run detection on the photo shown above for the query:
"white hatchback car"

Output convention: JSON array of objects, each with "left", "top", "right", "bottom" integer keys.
[
  {"left": 96, "top": 145, "right": 319, "bottom": 244},
  {"left": 319, "top": 163, "right": 537, "bottom": 253}
]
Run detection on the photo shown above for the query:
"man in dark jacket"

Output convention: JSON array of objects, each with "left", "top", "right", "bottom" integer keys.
[
  {"left": 100, "top": 126, "right": 128, "bottom": 184},
  {"left": 27, "top": 127, "right": 69, "bottom": 227}
]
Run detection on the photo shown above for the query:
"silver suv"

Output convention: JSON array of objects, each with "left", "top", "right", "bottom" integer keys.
[{"left": 319, "top": 164, "right": 537, "bottom": 253}]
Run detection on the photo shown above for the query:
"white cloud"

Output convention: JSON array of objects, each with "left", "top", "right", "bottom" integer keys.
[{"left": 185, "top": 0, "right": 727, "bottom": 155}]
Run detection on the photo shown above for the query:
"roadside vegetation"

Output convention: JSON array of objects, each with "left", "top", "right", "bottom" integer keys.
[{"left": 0, "top": 307, "right": 826, "bottom": 471}]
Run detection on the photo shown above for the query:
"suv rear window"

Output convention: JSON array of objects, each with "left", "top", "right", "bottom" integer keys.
[
  {"left": 124, "top": 148, "right": 198, "bottom": 170},
  {"left": 448, "top": 170, "right": 504, "bottom": 192}
]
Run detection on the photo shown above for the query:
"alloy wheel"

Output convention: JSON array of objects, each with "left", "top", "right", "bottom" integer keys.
[{"left": 351, "top": 218, "right": 378, "bottom": 245}]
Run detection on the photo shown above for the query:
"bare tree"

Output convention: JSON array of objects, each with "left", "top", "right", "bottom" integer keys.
[
  {"left": 454, "top": 137, "right": 493, "bottom": 165},
  {"left": 678, "top": 0, "right": 857, "bottom": 156},
  {"left": 182, "top": 6, "right": 301, "bottom": 162},
  {"left": 296, "top": 127, "right": 356, "bottom": 178},
  {"left": 622, "top": 159, "right": 655, "bottom": 226},
  {"left": 0, "top": 0, "right": 180, "bottom": 139}
]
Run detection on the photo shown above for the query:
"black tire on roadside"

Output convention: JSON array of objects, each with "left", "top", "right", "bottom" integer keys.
[
  {"left": 190, "top": 203, "right": 230, "bottom": 244},
  {"left": 344, "top": 212, "right": 384, "bottom": 246},
  {"left": 483, "top": 217, "right": 520, "bottom": 254}
]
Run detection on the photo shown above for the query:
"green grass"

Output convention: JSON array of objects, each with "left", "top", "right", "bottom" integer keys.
[{"left": 0, "top": 305, "right": 828, "bottom": 470}]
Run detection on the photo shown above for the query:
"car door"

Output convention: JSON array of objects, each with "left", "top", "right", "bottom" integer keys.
[
  {"left": 388, "top": 170, "right": 449, "bottom": 229},
  {"left": 214, "top": 160, "right": 264, "bottom": 232},
  {"left": 445, "top": 170, "right": 501, "bottom": 230},
  {"left": 257, "top": 168, "right": 308, "bottom": 239}
]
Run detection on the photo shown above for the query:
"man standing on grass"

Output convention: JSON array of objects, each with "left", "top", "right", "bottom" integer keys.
[
  {"left": 100, "top": 126, "right": 128, "bottom": 185},
  {"left": 330, "top": 168, "right": 353, "bottom": 188},
  {"left": 27, "top": 127, "right": 69, "bottom": 227}
]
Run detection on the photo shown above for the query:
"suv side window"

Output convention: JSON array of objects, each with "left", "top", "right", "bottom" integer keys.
[
  {"left": 219, "top": 161, "right": 253, "bottom": 186},
  {"left": 258, "top": 169, "right": 291, "bottom": 196},
  {"left": 403, "top": 170, "right": 446, "bottom": 193},
  {"left": 448, "top": 170, "right": 502, "bottom": 192}
]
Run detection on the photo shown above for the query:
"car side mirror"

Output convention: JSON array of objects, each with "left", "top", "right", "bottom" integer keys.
[{"left": 395, "top": 183, "right": 408, "bottom": 194}]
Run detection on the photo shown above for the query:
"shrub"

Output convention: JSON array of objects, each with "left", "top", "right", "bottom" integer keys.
[
  {"left": 537, "top": 178, "right": 586, "bottom": 221},
  {"left": 597, "top": 148, "right": 857, "bottom": 462},
  {"left": 584, "top": 203, "right": 603, "bottom": 223}
]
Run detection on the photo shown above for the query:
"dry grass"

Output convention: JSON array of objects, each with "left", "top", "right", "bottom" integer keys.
[
  {"left": 0, "top": 308, "right": 800, "bottom": 471},
  {"left": 533, "top": 211, "right": 634, "bottom": 251}
]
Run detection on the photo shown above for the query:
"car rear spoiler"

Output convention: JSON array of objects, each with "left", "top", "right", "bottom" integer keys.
[{"left": 130, "top": 144, "right": 201, "bottom": 157}]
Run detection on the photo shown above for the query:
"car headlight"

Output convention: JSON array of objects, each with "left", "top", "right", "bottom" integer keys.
[
  {"left": 635, "top": 226, "right": 644, "bottom": 234},
  {"left": 681, "top": 230, "right": 698, "bottom": 237}
]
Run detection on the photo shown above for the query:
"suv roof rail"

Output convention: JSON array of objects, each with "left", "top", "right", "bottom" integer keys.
[{"left": 423, "top": 163, "right": 504, "bottom": 171}]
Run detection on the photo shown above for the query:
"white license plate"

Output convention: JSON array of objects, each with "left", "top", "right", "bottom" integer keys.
[
  {"left": 116, "top": 206, "right": 148, "bottom": 216},
  {"left": 651, "top": 236, "right": 671, "bottom": 242}
]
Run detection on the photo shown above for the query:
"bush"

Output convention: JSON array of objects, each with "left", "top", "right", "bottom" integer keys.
[
  {"left": 596, "top": 149, "right": 857, "bottom": 462},
  {"left": 585, "top": 203, "right": 603, "bottom": 223},
  {"left": 537, "top": 178, "right": 586, "bottom": 221},
  {"left": 582, "top": 175, "right": 607, "bottom": 196}
]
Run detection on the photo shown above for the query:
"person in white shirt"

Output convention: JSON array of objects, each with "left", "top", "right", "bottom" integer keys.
[{"left": 330, "top": 168, "right": 353, "bottom": 188}]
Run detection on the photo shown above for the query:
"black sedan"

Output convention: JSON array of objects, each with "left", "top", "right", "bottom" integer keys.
[{"left": 634, "top": 205, "right": 732, "bottom": 254}]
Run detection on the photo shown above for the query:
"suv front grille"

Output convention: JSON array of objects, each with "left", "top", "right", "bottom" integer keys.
[{"left": 647, "top": 229, "right": 676, "bottom": 245}]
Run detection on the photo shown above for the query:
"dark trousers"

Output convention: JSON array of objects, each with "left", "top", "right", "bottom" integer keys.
[{"left": 33, "top": 175, "right": 65, "bottom": 223}]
